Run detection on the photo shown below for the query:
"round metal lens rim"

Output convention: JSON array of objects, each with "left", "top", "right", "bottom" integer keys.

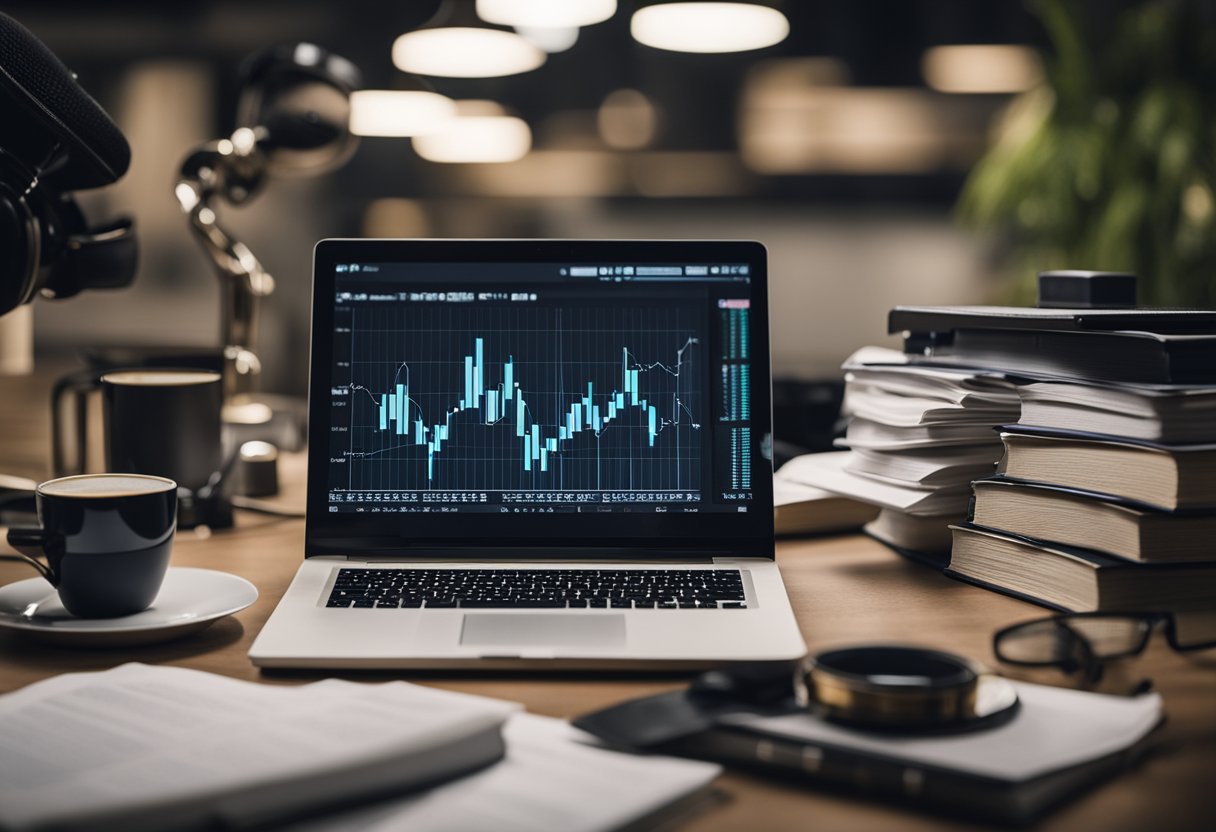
[
  {"left": 796, "top": 645, "right": 994, "bottom": 730},
  {"left": 810, "top": 645, "right": 981, "bottom": 693}
]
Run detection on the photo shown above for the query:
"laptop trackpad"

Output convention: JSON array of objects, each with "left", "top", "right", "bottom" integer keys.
[{"left": 461, "top": 614, "right": 626, "bottom": 648}]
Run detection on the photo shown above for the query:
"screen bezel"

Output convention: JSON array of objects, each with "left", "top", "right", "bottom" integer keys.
[{"left": 306, "top": 239, "right": 775, "bottom": 560}]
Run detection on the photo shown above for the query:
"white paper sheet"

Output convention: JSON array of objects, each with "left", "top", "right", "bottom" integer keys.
[
  {"left": 0, "top": 664, "right": 518, "bottom": 831},
  {"left": 778, "top": 451, "right": 970, "bottom": 515},
  {"left": 723, "top": 681, "right": 1162, "bottom": 781},
  {"left": 289, "top": 714, "right": 721, "bottom": 832}
]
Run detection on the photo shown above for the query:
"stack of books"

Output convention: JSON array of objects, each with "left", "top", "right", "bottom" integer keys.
[
  {"left": 888, "top": 303, "right": 1216, "bottom": 615},
  {"left": 777, "top": 347, "right": 1018, "bottom": 561}
]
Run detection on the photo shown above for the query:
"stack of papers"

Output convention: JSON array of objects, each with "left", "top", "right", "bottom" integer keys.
[
  {"left": 293, "top": 714, "right": 720, "bottom": 832},
  {"left": 779, "top": 347, "right": 1018, "bottom": 556},
  {"left": 0, "top": 665, "right": 718, "bottom": 832},
  {"left": 773, "top": 478, "right": 879, "bottom": 536}
]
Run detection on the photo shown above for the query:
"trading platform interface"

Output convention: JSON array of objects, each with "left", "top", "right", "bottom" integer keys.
[{"left": 325, "top": 261, "right": 756, "bottom": 516}]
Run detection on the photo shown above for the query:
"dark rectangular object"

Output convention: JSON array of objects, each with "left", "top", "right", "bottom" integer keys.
[
  {"left": 662, "top": 721, "right": 1159, "bottom": 827},
  {"left": 904, "top": 328, "right": 1216, "bottom": 384},
  {"left": 306, "top": 239, "right": 775, "bottom": 561},
  {"left": 1037, "top": 271, "right": 1138, "bottom": 309},
  {"left": 888, "top": 305, "right": 1216, "bottom": 335}
]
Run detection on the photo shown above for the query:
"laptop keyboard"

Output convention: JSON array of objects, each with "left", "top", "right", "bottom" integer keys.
[{"left": 325, "top": 568, "right": 747, "bottom": 610}]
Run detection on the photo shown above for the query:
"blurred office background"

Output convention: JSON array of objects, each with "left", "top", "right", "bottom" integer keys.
[{"left": 11, "top": 0, "right": 1215, "bottom": 396}]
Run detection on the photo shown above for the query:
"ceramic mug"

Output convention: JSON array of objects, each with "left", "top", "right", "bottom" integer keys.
[{"left": 2, "top": 473, "right": 177, "bottom": 618}]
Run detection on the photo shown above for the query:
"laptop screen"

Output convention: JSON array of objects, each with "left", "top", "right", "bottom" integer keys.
[{"left": 306, "top": 240, "right": 773, "bottom": 558}]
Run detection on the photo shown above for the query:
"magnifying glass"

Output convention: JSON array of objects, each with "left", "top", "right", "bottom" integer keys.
[{"left": 795, "top": 645, "right": 1019, "bottom": 733}]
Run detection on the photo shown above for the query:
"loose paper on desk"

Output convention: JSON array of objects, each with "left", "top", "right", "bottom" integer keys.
[
  {"left": 290, "top": 713, "right": 721, "bottom": 832},
  {"left": 0, "top": 663, "right": 517, "bottom": 832},
  {"left": 722, "top": 681, "right": 1162, "bottom": 781},
  {"left": 779, "top": 450, "right": 970, "bottom": 516}
]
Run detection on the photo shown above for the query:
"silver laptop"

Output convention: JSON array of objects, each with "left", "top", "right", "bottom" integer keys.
[{"left": 249, "top": 239, "right": 806, "bottom": 669}]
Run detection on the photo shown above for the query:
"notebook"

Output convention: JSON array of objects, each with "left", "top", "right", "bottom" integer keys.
[{"left": 249, "top": 239, "right": 805, "bottom": 669}]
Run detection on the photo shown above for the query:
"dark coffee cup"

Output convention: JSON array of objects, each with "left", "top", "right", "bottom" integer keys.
[
  {"left": 2, "top": 473, "right": 177, "bottom": 618},
  {"left": 51, "top": 368, "right": 229, "bottom": 529},
  {"left": 52, "top": 369, "right": 223, "bottom": 491}
]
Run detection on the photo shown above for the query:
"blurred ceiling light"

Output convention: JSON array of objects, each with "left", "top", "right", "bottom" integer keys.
[
  {"left": 453, "top": 99, "right": 509, "bottom": 117},
  {"left": 449, "top": 150, "right": 625, "bottom": 197},
  {"left": 747, "top": 57, "right": 851, "bottom": 100},
  {"left": 349, "top": 90, "right": 456, "bottom": 137},
  {"left": 363, "top": 198, "right": 433, "bottom": 238},
  {"left": 477, "top": 0, "right": 617, "bottom": 28},
  {"left": 516, "top": 25, "right": 580, "bottom": 53},
  {"left": 741, "top": 86, "right": 986, "bottom": 174},
  {"left": 740, "top": 62, "right": 997, "bottom": 174},
  {"left": 629, "top": 152, "right": 751, "bottom": 196},
  {"left": 535, "top": 110, "right": 603, "bottom": 150},
  {"left": 921, "top": 45, "right": 1043, "bottom": 94},
  {"left": 597, "top": 89, "right": 658, "bottom": 150},
  {"left": 392, "top": 27, "right": 544, "bottom": 78},
  {"left": 412, "top": 101, "right": 532, "bottom": 163},
  {"left": 631, "top": 2, "right": 789, "bottom": 54}
]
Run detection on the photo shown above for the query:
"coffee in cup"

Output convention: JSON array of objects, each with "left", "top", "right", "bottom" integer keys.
[{"left": 2, "top": 473, "right": 177, "bottom": 618}]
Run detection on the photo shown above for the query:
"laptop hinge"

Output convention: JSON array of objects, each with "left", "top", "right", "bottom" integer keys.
[{"left": 712, "top": 557, "right": 769, "bottom": 565}]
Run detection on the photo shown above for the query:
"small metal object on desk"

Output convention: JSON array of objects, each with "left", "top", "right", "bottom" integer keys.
[
  {"left": 235, "top": 440, "right": 279, "bottom": 497},
  {"left": 795, "top": 645, "right": 1019, "bottom": 734}
]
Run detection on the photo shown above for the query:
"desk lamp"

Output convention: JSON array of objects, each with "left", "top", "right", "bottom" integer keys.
[{"left": 175, "top": 43, "right": 360, "bottom": 425}]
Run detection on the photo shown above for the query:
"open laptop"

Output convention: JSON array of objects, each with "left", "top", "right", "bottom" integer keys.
[{"left": 249, "top": 239, "right": 806, "bottom": 669}]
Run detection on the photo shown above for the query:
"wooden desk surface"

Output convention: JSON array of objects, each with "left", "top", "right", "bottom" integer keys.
[{"left": 2, "top": 366, "right": 1213, "bottom": 831}]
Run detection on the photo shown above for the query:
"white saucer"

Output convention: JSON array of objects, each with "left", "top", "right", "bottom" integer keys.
[{"left": 0, "top": 567, "right": 258, "bottom": 647}]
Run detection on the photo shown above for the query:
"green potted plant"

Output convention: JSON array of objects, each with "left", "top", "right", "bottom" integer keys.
[{"left": 958, "top": 0, "right": 1216, "bottom": 306}]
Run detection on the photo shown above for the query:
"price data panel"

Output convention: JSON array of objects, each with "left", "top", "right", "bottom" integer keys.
[{"left": 324, "top": 261, "right": 755, "bottom": 516}]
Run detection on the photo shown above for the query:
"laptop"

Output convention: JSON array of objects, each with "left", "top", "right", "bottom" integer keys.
[{"left": 249, "top": 239, "right": 806, "bottom": 669}]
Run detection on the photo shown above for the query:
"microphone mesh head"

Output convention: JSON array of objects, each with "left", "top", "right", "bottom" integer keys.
[{"left": 0, "top": 12, "right": 130, "bottom": 189}]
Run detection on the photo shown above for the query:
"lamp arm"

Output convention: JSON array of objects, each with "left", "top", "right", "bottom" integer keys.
[{"left": 174, "top": 145, "right": 274, "bottom": 405}]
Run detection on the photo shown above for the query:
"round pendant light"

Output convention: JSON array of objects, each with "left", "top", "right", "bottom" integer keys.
[
  {"left": 631, "top": 2, "right": 789, "bottom": 54},
  {"left": 412, "top": 101, "right": 532, "bottom": 163},
  {"left": 516, "top": 25, "right": 581, "bottom": 53},
  {"left": 349, "top": 89, "right": 457, "bottom": 137},
  {"left": 393, "top": 28, "right": 545, "bottom": 78},
  {"left": 476, "top": 0, "right": 617, "bottom": 28},
  {"left": 393, "top": 1, "right": 545, "bottom": 78}
]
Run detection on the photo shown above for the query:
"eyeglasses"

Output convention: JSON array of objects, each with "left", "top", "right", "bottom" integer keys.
[{"left": 992, "top": 611, "right": 1216, "bottom": 685}]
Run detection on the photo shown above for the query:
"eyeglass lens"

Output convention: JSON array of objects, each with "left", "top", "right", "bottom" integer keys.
[
  {"left": 1171, "top": 610, "right": 1216, "bottom": 650},
  {"left": 997, "top": 616, "right": 1151, "bottom": 665}
]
